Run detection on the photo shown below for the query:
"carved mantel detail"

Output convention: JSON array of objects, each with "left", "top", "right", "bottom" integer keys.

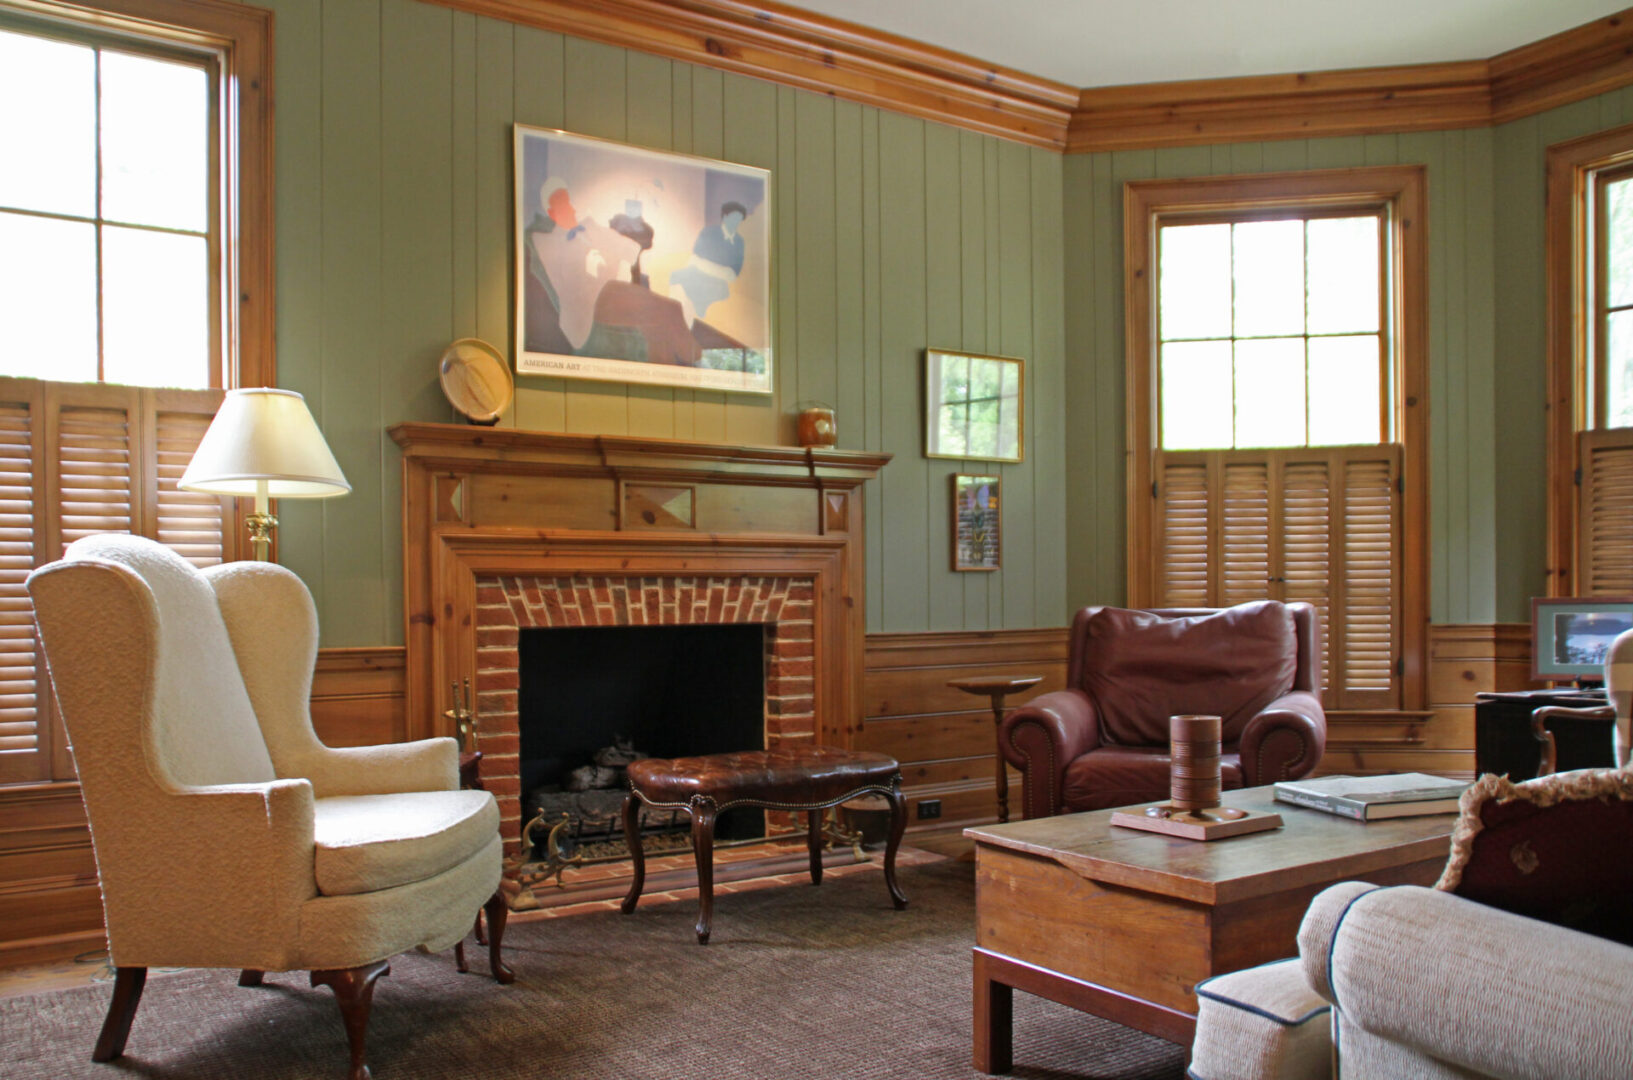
[{"left": 390, "top": 423, "right": 891, "bottom": 850}]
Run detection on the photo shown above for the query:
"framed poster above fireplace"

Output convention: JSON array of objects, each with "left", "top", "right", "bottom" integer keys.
[{"left": 513, "top": 125, "right": 772, "bottom": 394}]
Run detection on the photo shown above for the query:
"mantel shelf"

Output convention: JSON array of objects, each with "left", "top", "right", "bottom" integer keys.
[{"left": 389, "top": 422, "right": 892, "bottom": 485}]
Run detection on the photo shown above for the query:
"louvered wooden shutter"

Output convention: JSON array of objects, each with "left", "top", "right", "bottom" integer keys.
[
  {"left": 1152, "top": 445, "right": 1401, "bottom": 709},
  {"left": 1221, "top": 460, "right": 1271, "bottom": 606},
  {"left": 0, "top": 381, "right": 230, "bottom": 782},
  {"left": 1156, "top": 461, "right": 1211, "bottom": 605},
  {"left": 0, "top": 384, "right": 43, "bottom": 782},
  {"left": 1578, "top": 427, "right": 1633, "bottom": 595},
  {"left": 149, "top": 396, "right": 231, "bottom": 568}
]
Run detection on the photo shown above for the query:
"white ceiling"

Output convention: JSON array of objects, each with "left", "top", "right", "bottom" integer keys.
[{"left": 779, "top": 0, "right": 1628, "bottom": 90}]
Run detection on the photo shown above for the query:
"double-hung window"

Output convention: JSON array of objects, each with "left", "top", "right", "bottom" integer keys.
[
  {"left": 1547, "top": 126, "right": 1633, "bottom": 597},
  {"left": 1126, "top": 168, "right": 1428, "bottom": 711},
  {"left": 0, "top": 0, "right": 270, "bottom": 783}
]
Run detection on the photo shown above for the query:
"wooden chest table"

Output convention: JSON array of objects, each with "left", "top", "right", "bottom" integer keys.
[{"left": 964, "top": 785, "right": 1455, "bottom": 1073}]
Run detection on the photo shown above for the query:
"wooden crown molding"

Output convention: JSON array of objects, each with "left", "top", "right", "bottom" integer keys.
[
  {"left": 428, "top": 1, "right": 1633, "bottom": 153},
  {"left": 1070, "top": 9, "right": 1633, "bottom": 152},
  {"left": 421, "top": 0, "right": 1078, "bottom": 149}
]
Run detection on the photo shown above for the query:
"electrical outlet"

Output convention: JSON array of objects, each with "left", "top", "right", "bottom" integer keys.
[{"left": 916, "top": 799, "right": 942, "bottom": 820}]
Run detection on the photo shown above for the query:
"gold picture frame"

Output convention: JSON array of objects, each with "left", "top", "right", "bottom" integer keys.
[
  {"left": 925, "top": 349, "right": 1024, "bottom": 462},
  {"left": 952, "top": 473, "right": 1001, "bottom": 572}
]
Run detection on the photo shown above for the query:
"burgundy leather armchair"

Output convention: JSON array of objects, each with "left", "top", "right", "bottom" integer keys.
[{"left": 999, "top": 601, "right": 1326, "bottom": 818}]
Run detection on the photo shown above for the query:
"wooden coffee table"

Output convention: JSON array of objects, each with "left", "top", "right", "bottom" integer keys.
[{"left": 965, "top": 785, "right": 1456, "bottom": 1073}]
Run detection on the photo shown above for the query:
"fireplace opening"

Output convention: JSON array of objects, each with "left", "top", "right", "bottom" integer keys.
[{"left": 518, "top": 623, "right": 768, "bottom": 850}]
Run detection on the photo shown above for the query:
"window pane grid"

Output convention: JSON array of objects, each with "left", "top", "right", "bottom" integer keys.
[
  {"left": 1157, "top": 213, "right": 1385, "bottom": 451},
  {"left": 0, "top": 24, "right": 214, "bottom": 391}
]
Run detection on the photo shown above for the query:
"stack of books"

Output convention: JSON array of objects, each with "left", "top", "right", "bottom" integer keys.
[{"left": 1272, "top": 773, "right": 1469, "bottom": 820}]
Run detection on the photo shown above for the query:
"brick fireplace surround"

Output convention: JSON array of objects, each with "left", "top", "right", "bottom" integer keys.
[
  {"left": 473, "top": 573, "right": 817, "bottom": 853},
  {"left": 390, "top": 423, "right": 890, "bottom": 877}
]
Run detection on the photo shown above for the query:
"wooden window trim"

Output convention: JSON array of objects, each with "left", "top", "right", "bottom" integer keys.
[
  {"left": 3, "top": 0, "right": 275, "bottom": 390},
  {"left": 1544, "top": 122, "right": 1633, "bottom": 597},
  {"left": 1124, "top": 166, "right": 1429, "bottom": 710}
]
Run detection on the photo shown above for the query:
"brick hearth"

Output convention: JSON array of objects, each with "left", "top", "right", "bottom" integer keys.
[{"left": 473, "top": 573, "right": 817, "bottom": 855}]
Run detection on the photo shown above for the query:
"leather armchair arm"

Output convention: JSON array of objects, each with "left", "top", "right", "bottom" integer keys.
[
  {"left": 1239, "top": 689, "right": 1325, "bottom": 786},
  {"left": 999, "top": 689, "right": 1101, "bottom": 819},
  {"left": 1529, "top": 704, "right": 1617, "bottom": 777}
]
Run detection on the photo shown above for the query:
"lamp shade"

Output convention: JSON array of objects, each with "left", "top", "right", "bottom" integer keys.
[{"left": 179, "top": 388, "right": 350, "bottom": 498}]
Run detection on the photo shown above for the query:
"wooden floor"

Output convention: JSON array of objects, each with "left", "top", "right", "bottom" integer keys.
[{"left": 0, "top": 839, "right": 952, "bottom": 1000}]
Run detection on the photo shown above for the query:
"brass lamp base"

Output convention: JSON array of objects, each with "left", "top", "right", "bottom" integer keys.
[{"left": 246, "top": 510, "right": 278, "bottom": 561}]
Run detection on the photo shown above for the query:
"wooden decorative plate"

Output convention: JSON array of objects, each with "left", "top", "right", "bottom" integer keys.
[{"left": 438, "top": 338, "right": 512, "bottom": 425}]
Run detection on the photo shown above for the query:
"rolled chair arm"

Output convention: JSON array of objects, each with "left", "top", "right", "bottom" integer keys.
[
  {"left": 999, "top": 689, "right": 1100, "bottom": 819},
  {"left": 1303, "top": 884, "right": 1633, "bottom": 1080},
  {"left": 309, "top": 736, "right": 461, "bottom": 796},
  {"left": 1239, "top": 690, "right": 1326, "bottom": 786}
]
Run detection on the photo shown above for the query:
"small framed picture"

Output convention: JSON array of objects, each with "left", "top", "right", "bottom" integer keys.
[
  {"left": 952, "top": 473, "right": 1001, "bottom": 572},
  {"left": 1530, "top": 596, "right": 1633, "bottom": 681},
  {"left": 925, "top": 349, "right": 1024, "bottom": 462}
]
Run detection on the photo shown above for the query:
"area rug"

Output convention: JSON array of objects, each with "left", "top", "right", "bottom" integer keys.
[{"left": 3, "top": 860, "right": 1186, "bottom": 1080}]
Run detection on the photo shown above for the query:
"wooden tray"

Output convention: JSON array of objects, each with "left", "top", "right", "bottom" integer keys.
[{"left": 1110, "top": 803, "right": 1283, "bottom": 841}]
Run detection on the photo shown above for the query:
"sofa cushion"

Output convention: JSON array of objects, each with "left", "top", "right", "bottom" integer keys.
[
  {"left": 1189, "top": 958, "right": 1332, "bottom": 1080},
  {"left": 1081, "top": 602, "right": 1298, "bottom": 745},
  {"left": 1062, "top": 744, "right": 1243, "bottom": 812},
  {"left": 313, "top": 789, "right": 500, "bottom": 897},
  {"left": 1436, "top": 768, "right": 1633, "bottom": 946}
]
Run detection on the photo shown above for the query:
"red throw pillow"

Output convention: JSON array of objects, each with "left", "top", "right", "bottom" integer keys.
[
  {"left": 1437, "top": 770, "right": 1633, "bottom": 946},
  {"left": 1079, "top": 602, "right": 1298, "bottom": 745}
]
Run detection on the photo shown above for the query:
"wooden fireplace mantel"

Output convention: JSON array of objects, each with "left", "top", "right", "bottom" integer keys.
[{"left": 389, "top": 422, "right": 891, "bottom": 750}]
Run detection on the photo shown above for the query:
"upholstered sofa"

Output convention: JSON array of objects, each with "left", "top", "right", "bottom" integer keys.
[
  {"left": 999, "top": 601, "right": 1326, "bottom": 818},
  {"left": 1190, "top": 768, "right": 1633, "bottom": 1080}
]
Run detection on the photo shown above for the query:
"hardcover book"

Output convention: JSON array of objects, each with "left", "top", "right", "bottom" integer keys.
[{"left": 1272, "top": 773, "right": 1469, "bottom": 820}]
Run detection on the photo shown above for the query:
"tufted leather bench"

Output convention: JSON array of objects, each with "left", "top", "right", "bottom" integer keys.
[{"left": 620, "top": 746, "right": 908, "bottom": 943}]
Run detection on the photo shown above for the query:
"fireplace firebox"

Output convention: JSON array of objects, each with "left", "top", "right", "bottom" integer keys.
[{"left": 519, "top": 623, "right": 767, "bottom": 845}]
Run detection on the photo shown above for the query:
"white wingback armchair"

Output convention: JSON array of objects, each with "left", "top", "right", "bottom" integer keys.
[{"left": 28, "top": 535, "right": 510, "bottom": 1080}]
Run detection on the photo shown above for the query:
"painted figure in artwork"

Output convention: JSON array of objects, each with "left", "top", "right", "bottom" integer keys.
[
  {"left": 528, "top": 179, "right": 641, "bottom": 351},
  {"left": 668, "top": 201, "right": 749, "bottom": 328}
]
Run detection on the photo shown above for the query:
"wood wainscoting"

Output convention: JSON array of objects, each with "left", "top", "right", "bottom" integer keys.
[
  {"left": 0, "top": 621, "right": 1535, "bottom": 965},
  {"left": 1319, "top": 623, "right": 1537, "bottom": 780},
  {"left": 859, "top": 628, "right": 1070, "bottom": 832}
]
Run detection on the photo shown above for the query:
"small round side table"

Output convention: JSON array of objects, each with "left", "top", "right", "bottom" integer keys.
[{"left": 948, "top": 674, "right": 1043, "bottom": 823}]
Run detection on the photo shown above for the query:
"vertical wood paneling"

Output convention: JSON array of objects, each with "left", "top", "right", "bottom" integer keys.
[
  {"left": 380, "top": 0, "right": 455, "bottom": 641},
  {"left": 318, "top": 0, "right": 386, "bottom": 646},
  {"left": 268, "top": 0, "right": 325, "bottom": 609},
  {"left": 510, "top": 25, "right": 567, "bottom": 433},
  {"left": 998, "top": 140, "right": 1036, "bottom": 628},
  {"left": 959, "top": 131, "right": 991, "bottom": 626},
  {"left": 878, "top": 111, "right": 929, "bottom": 631},
  {"left": 722, "top": 74, "right": 779, "bottom": 447},
  {"left": 623, "top": 51, "right": 677, "bottom": 439},
  {"left": 259, "top": 1, "right": 1069, "bottom": 645},
  {"left": 924, "top": 123, "right": 962, "bottom": 631},
  {"left": 861, "top": 106, "right": 884, "bottom": 633},
  {"left": 1030, "top": 148, "right": 1067, "bottom": 629}
]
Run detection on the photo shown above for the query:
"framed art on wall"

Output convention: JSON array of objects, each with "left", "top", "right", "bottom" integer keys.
[
  {"left": 925, "top": 349, "right": 1023, "bottom": 462},
  {"left": 513, "top": 125, "right": 772, "bottom": 394},
  {"left": 952, "top": 473, "right": 1001, "bottom": 571}
]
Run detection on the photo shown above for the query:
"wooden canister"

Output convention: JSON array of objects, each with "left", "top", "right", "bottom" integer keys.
[
  {"left": 797, "top": 403, "right": 837, "bottom": 447},
  {"left": 1169, "top": 714, "right": 1222, "bottom": 811}
]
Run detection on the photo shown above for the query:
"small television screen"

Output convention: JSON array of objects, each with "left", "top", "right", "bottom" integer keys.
[{"left": 1531, "top": 597, "right": 1633, "bottom": 682}]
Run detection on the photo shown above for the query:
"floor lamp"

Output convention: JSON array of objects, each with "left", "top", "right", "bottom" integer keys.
[{"left": 178, "top": 388, "right": 350, "bottom": 561}]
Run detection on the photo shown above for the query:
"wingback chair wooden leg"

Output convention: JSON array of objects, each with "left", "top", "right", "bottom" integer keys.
[
  {"left": 311, "top": 960, "right": 390, "bottom": 1080},
  {"left": 483, "top": 890, "right": 514, "bottom": 984},
  {"left": 92, "top": 966, "right": 147, "bottom": 1062},
  {"left": 238, "top": 969, "right": 265, "bottom": 987}
]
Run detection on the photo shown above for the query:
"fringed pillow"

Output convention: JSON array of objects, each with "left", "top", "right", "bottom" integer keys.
[{"left": 1436, "top": 769, "right": 1633, "bottom": 946}]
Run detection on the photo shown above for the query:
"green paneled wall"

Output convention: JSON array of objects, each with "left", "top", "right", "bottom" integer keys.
[
  {"left": 1063, "top": 87, "right": 1633, "bottom": 626},
  {"left": 263, "top": 0, "right": 1067, "bottom": 645},
  {"left": 1491, "top": 86, "right": 1633, "bottom": 620}
]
